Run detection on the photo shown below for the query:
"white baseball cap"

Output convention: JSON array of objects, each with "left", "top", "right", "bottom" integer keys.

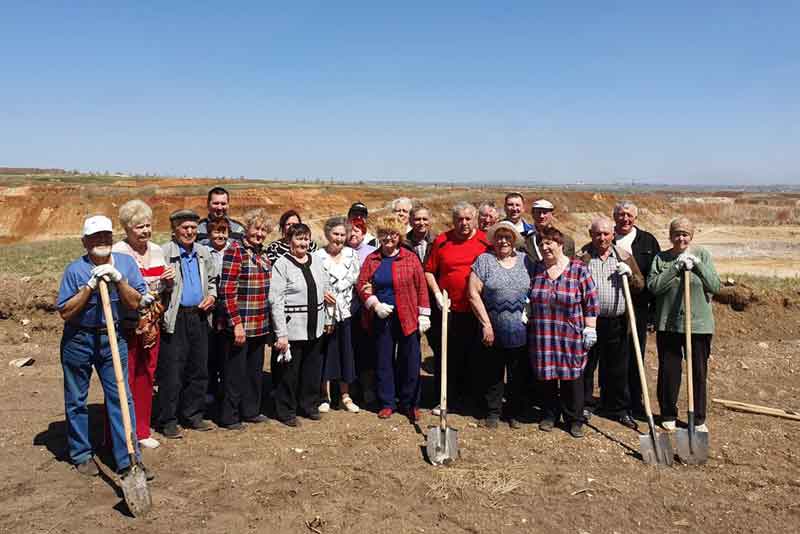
[
  {"left": 82, "top": 215, "right": 113, "bottom": 236},
  {"left": 532, "top": 199, "right": 554, "bottom": 210}
]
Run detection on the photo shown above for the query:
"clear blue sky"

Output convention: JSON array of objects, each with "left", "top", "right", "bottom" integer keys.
[{"left": 1, "top": 2, "right": 798, "bottom": 184}]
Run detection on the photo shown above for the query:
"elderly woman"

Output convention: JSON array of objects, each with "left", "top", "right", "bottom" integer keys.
[
  {"left": 347, "top": 216, "right": 377, "bottom": 265},
  {"left": 468, "top": 221, "right": 533, "bottom": 429},
  {"left": 111, "top": 199, "right": 175, "bottom": 449},
  {"left": 314, "top": 217, "right": 361, "bottom": 413},
  {"left": 266, "top": 209, "right": 318, "bottom": 264},
  {"left": 529, "top": 227, "right": 598, "bottom": 438},
  {"left": 391, "top": 197, "right": 414, "bottom": 233},
  {"left": 357, "top": 215, "right": 431, "bottom": 421},
  {"left": 218, "top": 209, "right": 272, "bottom": 429},
  {"left": 648, "top": 216, "right": 720, "bottom": 432},
  {"left": 269, "top": 223, "right": 330, "bottom": 426}
]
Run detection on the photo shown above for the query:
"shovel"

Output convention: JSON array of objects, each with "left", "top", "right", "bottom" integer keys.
[
  {"left": 426, "top": 290, "right": 458, "bottom": 465},
  {"left": 621, "top": 276, "right": 673, "bottom": 465},
  {"left": 675, "top": 269, "right": 709, "bottom": 465},
  {"left": 98, "top": 280, "right": 153, "bottom": 516}
]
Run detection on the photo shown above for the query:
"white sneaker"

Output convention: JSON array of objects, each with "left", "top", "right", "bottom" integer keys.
[
  {"left": 662, "top": 420, "right": 676, "bottom": 432},
  {"left": 695, "top": 423, "right": 709, "bottom": 432},
  {"left": 139, "top": 437, "right": 160, "bottom": 449},
  {"left": 318, "top": 401, "right": 331, "bottom": 413},
  {"left": 342, "top": 396, "right": 360, "bottom": 413},
  {"left": 431, "top": 405, "right": 441, "bottom": 416}
]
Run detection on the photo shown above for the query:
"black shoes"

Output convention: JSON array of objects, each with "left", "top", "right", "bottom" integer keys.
[
  {"left": 480, "top": 417, "right": 500, "bottom": 429},
  {"left": 161, "top": 422, "right": 183, "bottom": 439},
  {"left": 185, "top": 419, "right": 214, "bottom": 432},
  {"left": 618, "top": 414, "right": 639, "bottom": 430},
  {"left": 539, "top": 418, "right": 555, "bottom": 432},
  {"left": 306, "top": 412, "right": 322, "bottom": 421},
  {"left": 75, "top": 458, "right": 99, "bottom": 477},
  {"left": 279, "top": 417, "right": 301, "bottom": 427},
  {"left": 244, "top": 414, "right": 269, "bottom": 424},
  {"left": 222, "top": 422, "right": 246, "bottom": 431},
  {"left": 569, "top": 422, "right": 585, "bottom": 439},
  {"left": 508, "top": 418, "right": 522, "bottom": 430}
]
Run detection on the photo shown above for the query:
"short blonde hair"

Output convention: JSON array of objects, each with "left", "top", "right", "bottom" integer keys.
[
  {"left": 242, "top": 208, "right": 271, "bottom": 232},
  {"left": 119, "top": 199, "right": 153, "bottom": 229},
  {"left": 374, "top": 214, "right": 406, "bottom": 238}
]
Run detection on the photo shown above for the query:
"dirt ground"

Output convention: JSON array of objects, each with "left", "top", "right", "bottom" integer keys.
[{"left": 0, "top": 273, "right": 799, "bottom": 534}]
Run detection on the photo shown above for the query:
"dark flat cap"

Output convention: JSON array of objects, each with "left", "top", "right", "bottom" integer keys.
[
  {"left": 348, "top": 202, "right": 368, "bottom": 218},
  {"left": 169, "top": 208, "right": 200, "bottom": 222}
]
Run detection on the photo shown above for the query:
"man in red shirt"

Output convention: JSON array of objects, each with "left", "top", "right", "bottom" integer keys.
[{"left": 425, "top": 202, "right": 490, "bottom": 414}]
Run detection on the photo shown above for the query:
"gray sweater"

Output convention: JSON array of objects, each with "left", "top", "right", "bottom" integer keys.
[
  {"left": 269, "top": 253, "right": 330, "bottom": 341},
  {"left": 161, "top": 240, "right": 218, "bottom": 334}
]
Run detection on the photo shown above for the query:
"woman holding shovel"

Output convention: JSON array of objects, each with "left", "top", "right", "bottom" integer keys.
[{"left": 648, "top": 217, "right": 720, "bottom": 433}]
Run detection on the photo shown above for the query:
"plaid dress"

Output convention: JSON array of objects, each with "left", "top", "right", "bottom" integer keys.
[
  {"left": 221, "top": 240, "right": 272, "bottom": 338},
  {"left": 529, "top": 259, "right": 598, "bottom": 381}
]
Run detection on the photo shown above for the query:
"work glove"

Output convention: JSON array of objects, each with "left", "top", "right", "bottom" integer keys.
[
  {"left": 616, "top": 262, "right": 632, "bottom": 277},
  {"left": 582, "top": 326, "right": 598, "bottom": 350},
  {"left": 92, "top": 264, "right": 123, "bottom": 283},
  {"left": 86, "top": 272, "right": 102, "bottom": 290},
  {"left": 418, "top": 315, "right": 431, "bottom": 333},
  {"left": 276, "top": 346, "right": 292, "bottom": 363},
  {"left": 521, "top": 298, "right": 531, "bottom": 325},
  {"left": 374, "top": 302, "right": 395, "bottom": 319},
  {"left": 139, "top": 293, "right": 156, "bottom": 309},
  {"left": 434, "top": 292, "right": 445, "bottom": 310},
  {"left": 683, "top": 253, "right": 700, "bottom": 271}
]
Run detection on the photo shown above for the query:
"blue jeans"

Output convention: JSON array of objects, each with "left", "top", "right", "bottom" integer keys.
[
  {"left": 373, "top": 315, "right": 421, "bottom": 410},
  {"left": 61, "top": 327, "right": 139, "bottom": 470}
]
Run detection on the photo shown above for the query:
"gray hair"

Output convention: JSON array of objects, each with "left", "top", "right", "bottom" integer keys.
[
  {"left": 119, "top": 199, "right": 153, "bottom": 229},
  {"left": 410, "top": 204, "right": 430, "bottom": 219},
  {"left": 590, "top": 216, "right": 614, "bottom": 233},
  {"left": 323, "top": 215, "right": 350, "bottom": 238},
  {"left": 242, "top": 208, "right": 272, "bottom": 231},
  {"left": 451, "top": 201, "right": 477, "bottom": 219},
  {"left": 613, "top": 200, "right": 639, "bottom": 218},
  {"left": 391, "top": 197, "right": 413, "bottom": 210},
  {"left": 478, "top": 201, "right": 498, "bottom": 215}
]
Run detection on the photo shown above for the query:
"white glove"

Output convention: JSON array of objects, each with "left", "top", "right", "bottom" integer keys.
[
  {"left": 521, "top": 299, "right": 530, "bottom": 325},
  {"left": 92, "top": 264, "right": 123, "bottom": 283},
  {"left": 86, "top": 272, "right": 101, "bottom": 290},
  {"left": 434, "top": 292, "right": 445, "bottom": 310},
  {"left": 616, "top": 262, "right": 632, "bottom": 277},
  {"left": 374, "top": 302, "right": 395, "bottom": 319},
  {"left": 582, "top": 326, "right": 598, "bottom": 350},
  {"left": 684, "top": 253, "right": 700, "bottom": 271},
  {"left": 418, "top": 315, "right": 431, "bottom": 333},
  {"left": 276, "top": 346, "right": 292, "bottom": 363},
  {"left": 139, "top": 293, "right": 156, "bottom": 308}
]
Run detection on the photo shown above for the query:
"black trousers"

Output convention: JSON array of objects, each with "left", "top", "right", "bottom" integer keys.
[
  {"left": 656, "top": 331, "right": 711, "bottom": 425},
  {"left": 157, "top": 308, "right": 209, "bottom": 427},
  {"left": 207, "top": 329, "right": 227, "bottom": 398},
  {"left": 425, "top": 293, "right": 442, "bottom": 364},
  {"left": 627, "top": 307, "right": 650, "bottom": 415},
  {"left": 584, "top": 315, "right": 630, "bottom": 417},
  {"left": 219, "top": 335, "right": 267, "bottom": 426},
  {"left": 272, "top": 337, "right": 324, "bottom": 421},
  {"left": 539, "top": 375, "right": 584, "bottom": 424},
  {"left": 480, "top": 345, "right": 529, "bottom": 419},
  {"left": 436, "top": 311, "right": 480, "bottom": 411}
]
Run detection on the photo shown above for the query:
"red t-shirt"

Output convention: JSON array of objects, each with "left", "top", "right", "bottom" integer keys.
[{"left": 424, "top": 229, "right": 490, "bottom": 312}]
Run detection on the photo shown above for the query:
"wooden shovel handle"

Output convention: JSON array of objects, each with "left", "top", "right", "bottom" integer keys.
[
  {"left": 621, "top": 276, "right": 654, "bottom": 419},
  {"left": 684, "top": 269, "right": 694, "bottom": 413},
  {"left": 98, "top": 280, "right": 137, "bottom": 457},
  {"left": 439, "top": 290, "right": 449, "bottom": 426}
]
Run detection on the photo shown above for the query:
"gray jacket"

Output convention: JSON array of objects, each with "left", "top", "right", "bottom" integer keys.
[
  {"left": 161, "top": 240, "right": 218, "bottom": 334},
  {"left": 269, "top": 254, "right": 330, "bottom": 341}
]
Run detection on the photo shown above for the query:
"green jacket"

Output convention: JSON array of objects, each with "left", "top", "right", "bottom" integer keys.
[{"left": 647, "top": 246, "right": 720, "bottom": 335}]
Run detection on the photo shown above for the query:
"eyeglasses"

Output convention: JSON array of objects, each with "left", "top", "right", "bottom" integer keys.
[{"left": 494, "top": 235, "right": 513, "bottom": 242}]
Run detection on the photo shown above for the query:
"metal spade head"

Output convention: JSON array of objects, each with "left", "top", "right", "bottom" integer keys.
[
  {"left": 426, "top": 426, "right": 459, "bottom": 466},
  {"left": 640, "top": 432, "right": 675, "bottom": 466},
  {"left": 120, "top": 462, "right": 152, "bottom": 517},
  {"left": 676, "top": 427, "right": 709, "bottom": 465}
]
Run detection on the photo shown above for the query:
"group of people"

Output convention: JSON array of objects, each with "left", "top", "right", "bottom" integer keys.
[{"left": 57, "top": 187, "right": 720, "bottom": 479}]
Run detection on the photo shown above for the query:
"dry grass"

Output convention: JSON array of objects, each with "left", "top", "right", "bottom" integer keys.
[{"left": 425, "top": 466, "right": 525, "bottom": 502}]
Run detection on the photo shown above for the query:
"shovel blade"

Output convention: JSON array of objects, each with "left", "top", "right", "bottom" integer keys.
[
  {"left": 120, "top": 463, "right": 152, "bottom": 517},
  {"left": 675, "top": 428, "right": 709, "bottom": 465},
  {"left": 639, "top": 433, "right": 674, "bottom": 465},
  {"left": 426, "top": 426, "right": 459, "bottom": 466}
]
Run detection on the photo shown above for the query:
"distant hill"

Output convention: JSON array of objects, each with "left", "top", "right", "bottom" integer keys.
[{"left": 0, "top": 167, "right": 69, "bottom": 175}]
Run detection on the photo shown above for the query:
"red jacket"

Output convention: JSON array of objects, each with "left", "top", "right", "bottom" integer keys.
[{"left": 357, "top": 247, "right": 431, "bottom": 337}]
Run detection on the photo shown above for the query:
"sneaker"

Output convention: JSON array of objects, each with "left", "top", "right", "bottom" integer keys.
[
  {"left": 138, "top": 437, "right": 160, "bottom": 449},
  {"left": 539, "top": 418, "right": 555, "bottom": 432},
  {"left": 662, "top": 420, "right": 676, "bottom": 432},
  {"left": 75, "top": 458, "right": 99, "bottom": 477},
  {"left": 318, "top": 401, "right": 331, "bottom": 413},
  {"left": 342, "top": 396, "right": 360, "bottom": 413},
  {"left": 161, "top": 422, "right": 183, "bottom": 439},
  {"left": 569, "top": 422, "right": 585, "bottom": 439},
  {"left": 695, "top": 423, "right": 709, "bottom": 433},
  {"left": 244, "top": 414, "right": 269, "bottom": 424},
  {"left": 431, "top": 405, "right": 441, "bottom": 416},
  {"left": 582, "top": 408, "right": 593, "bottom": 421},
  {"left": 480, "top": 417, "right": 499, "bottom": 429},
  {"left": 377, "top": 408, "right": 393, "bottom": 419},
  {"left": 618, "top": 414, "right": 639, "bottom": 431},
  {"left": 186, "top": 419, "right": 213, "bottom": 432},
  {"left": 222, "top": 422, "right": 246, "bottom": 431}
]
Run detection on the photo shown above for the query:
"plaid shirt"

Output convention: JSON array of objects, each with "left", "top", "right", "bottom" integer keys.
[
  {"left": 357, "top": 247, "right": 431, "bottom": 337},
  {"left": 221, "top": 240, "right": 272, "bottom": 338}
]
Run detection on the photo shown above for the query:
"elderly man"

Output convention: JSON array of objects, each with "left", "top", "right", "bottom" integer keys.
[
  {"left": 158, "top": 209, "right": 218, "bottom": 438},
  {"left": 197, "top": 186, "right": 245, "bottom": 242},
  {"left": 391, "top": 197, "right": 414, "bottom": 233},
  {"left": 503, "top": 192, "right": 533, "bottom": 236},
  {"left": 477, "top": 201, "right": 500, "bottom": 232},
  {"left": 612, "top": 200, "right": 661, "bottom": 419},
  {"left": 579, "top": 216, "right": 644, "bottom": 429},
  {"left": 57, "top": 215, "right": 150, "bottom": 477},
  {"left": 524, "top": 198, "right": 576, "bottom": 263},
  {"left": 425, "top": 202, "right": 490, "bottom": 413}
]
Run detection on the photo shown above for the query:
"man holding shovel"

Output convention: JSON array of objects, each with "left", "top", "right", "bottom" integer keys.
[{"left": 56, "top": 215, "right": 151, "bottom": 477}]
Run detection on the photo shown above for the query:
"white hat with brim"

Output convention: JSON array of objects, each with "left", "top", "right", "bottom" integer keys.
[
  {"left": 486, "top": 221, "right": 524, "bottom": 248},
  {"left": 532, "top": 199, "right": 554, "bottom": 210},
  {"left": 82, "top": 215, "right": 113, "bottom": 236}
]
